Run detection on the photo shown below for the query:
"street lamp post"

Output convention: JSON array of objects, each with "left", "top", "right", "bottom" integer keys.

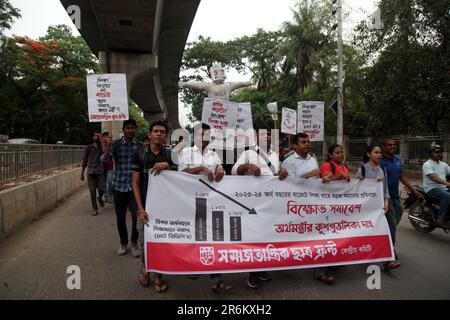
[{"left": 336, "top": 0, "right": 344, "bottom": 145}]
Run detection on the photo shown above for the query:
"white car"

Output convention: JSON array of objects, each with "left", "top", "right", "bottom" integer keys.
[{"left": 7, "top": 138, "right": 40, "bottom": 144}]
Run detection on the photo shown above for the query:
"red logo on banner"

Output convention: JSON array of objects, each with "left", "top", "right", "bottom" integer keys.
[{"left": 200, "top": 247, "right": 215, "bottom": 265}]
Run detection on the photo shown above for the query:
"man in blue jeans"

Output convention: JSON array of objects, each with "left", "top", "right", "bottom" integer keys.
[
  {"left": 102, "top": 131, "right": 115, "bottom": 204},
  {"left": 422, "top": 144, "right": 450, "bottom": 229},
  {"left": 103, "top": 119, "right": 142, "bottom": 256}
]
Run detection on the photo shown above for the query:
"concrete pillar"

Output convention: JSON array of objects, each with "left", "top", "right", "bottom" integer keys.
[
  {"left": 399, "top": 135, "right": 408, "bottom": 163},
  {"left": 443, "top": 134, "right": 450, "bottom": 163},
  {"left": 343, "top": 135, "right": 350, "bottom": 162},
  {"left": 322, "top": 138, "right": 329, "bottom": 163}
]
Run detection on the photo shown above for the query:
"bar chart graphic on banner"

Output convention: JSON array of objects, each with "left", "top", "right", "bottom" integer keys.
[{"left": 194, "top": 179, "right": 258, "bottom": 242}]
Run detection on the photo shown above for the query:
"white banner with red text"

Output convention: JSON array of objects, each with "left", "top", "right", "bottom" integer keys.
[{"left": 144, "top": 171, "right": 394, "bottom": 274}]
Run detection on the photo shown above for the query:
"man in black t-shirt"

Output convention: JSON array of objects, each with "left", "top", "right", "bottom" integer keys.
[{"left": 131, "top": 120, "right": 175, "bottom": 293}]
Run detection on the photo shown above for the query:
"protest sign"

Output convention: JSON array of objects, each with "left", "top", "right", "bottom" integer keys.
[
  {"left": 145, "top": 172, "right": 394, "bottom": 274},
  {"left": 235, "top": 102, "right": 255, "bottom": 149},
  {"left": 297, "top": 101, "right": 324, "bottom": 141},
  {"left": 202, "top": 98, "right": 255, "bottom": 150},
  {"left": 281, "top": 108, "right": 297, "bottom": 135},
  {"left": 87, "top": 74, "right": 129, "bottom": 122}
]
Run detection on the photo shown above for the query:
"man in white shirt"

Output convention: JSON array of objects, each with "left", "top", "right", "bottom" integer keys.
[
  {"left": 178, "top": 123, "right": 225, "bottom": 183},
  {"left": 232, "top": 126, "right": 279, "bottom": 177},
  {"left": 178, "top": 123, "right": 231, "bottom": 293},
  {"left": 279, "top": 132, "right": 320, "bottom": 181},
  {"left": 278, "top": 133, "right": 336, "bottom": 285},
  {"left": 422, "top": 144, "right": 450, "bottom": 228},
  {"left": 231, "top": 125, "right": 279, "bottom": 289}
]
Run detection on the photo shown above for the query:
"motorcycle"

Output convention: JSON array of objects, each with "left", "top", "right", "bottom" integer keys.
[{"left": 404, "top": 179, "right": 450, "bottom": 233}]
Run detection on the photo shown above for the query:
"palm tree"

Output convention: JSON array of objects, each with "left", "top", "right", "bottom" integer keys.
[{"left": 279, "top": 0, "right": 332, "bottom": 95}]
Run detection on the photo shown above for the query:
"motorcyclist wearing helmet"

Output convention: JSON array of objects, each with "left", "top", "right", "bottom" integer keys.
[{"left": 422, "top": 143, "right": 450, "bottom": 228}]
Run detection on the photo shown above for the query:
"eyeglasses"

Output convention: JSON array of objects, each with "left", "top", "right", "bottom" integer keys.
[
  {"left": 385, "top": 144, "right": 397, "bottom": 147},
  {"left": 433, "top": 150, "right": 443, "bottom": 154}
]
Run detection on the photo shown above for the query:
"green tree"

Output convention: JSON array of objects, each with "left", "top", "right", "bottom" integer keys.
[
  {"left": 0, "top": 25, "right": 100, "bottom": 143},
  {"left": 279, "top": 0, "right": 334, "bottom": 95},
  {"left": 129, "top": 104, "right": 149, "bottom": 141},
  {"left": 354, "top": 0, "right": 450, "bottom": 134},
  {"left": 0, "top": 0, "right": 20, "bottom": 31}
]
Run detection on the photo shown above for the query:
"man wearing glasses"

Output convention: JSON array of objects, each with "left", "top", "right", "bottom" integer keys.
[{"left": 422, "top": 144, "right": 450, "bottom": 228}]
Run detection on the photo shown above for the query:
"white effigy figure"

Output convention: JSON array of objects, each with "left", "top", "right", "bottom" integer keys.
[{"left": 178, "top": 64, "right": 253, "bottom": 100}]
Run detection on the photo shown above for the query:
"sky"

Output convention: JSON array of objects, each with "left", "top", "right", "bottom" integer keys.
[{"left": 7, "top": 0, "right": 377, "bottom": 126}]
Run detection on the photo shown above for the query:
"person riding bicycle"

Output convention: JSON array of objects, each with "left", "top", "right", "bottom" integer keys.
[{"left": 422, "top": 144, "right": 450, "bottom": 229}]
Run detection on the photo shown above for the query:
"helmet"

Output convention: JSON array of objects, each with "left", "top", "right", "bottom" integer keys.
[{"left": 428, "top": 143, "right": 444, "bottom": 155}]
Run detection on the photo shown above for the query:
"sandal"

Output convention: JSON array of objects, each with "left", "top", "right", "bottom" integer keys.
[
  {"left": 383, "top": 261, "right": 401, "bottom": 271},
  {"left": 314, "top": 272, "right": 335, "bottom": 285},
  {"left": 211, "top": 280, "right": 232, "bottom": 293},
  {"left": 138, "top": 266, "right": 150, "bottom": 287},
  {"left": 154, "top": 278, "right": 168, "bottom": 293}
]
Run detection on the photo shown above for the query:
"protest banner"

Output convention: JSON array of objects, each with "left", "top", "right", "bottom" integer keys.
[
  {"left": 297, "top": 101, "right": 324, "bottom": 141},
  {"left": 144, "top": 172, "right": 394, "bottom": 274},
  {"left": 281, "top": 108, "right": 297, "bottom": 135},
  {"left": 202, "top": 98, "right": 255, "bottom": 150},
  {"left": 86, "top": 74, "right": 129, "bottom": 122}
]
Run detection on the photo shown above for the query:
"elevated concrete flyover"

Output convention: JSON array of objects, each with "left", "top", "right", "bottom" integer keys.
[{"left": 60, "top": 0, "right": 200, "bottom": 133}]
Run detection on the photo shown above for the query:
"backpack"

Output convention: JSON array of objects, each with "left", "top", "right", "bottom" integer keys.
[
  {"left": 139, "top": 145, "right": 173, "bottom": 173},
  {"left": 255, "top": 147, "right": 277, "bottom": 176},
  {"left": 328, "top": 161, "right": 348, "bottom": 175},
  {"left": 360, "top": 163, "right": 387, "bottom": 178}
]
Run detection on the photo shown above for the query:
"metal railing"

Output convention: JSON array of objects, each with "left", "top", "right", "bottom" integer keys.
[
  {"left": 0, "top": 143, "right": 86, "bottom": 185},
  {"left": 308, "top": 134, "right": 449, "bottom": 169}
]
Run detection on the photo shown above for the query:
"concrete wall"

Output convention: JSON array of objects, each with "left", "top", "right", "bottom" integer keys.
[{"left": 0, "top": 168, "right": 84, "bottom": 239}]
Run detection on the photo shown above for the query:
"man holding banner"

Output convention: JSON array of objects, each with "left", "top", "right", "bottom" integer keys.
[
  {"left": 177, "top": 122, "right": 232, "bottom": 293},
  {"left": 278, "top": 133, "right": 335, "bottom": 284},
  {"left": 232, "top": 125, "right": 280, "bottom": 289},
  {"left": 131, "top": 120, "right": 174, "bottom": 293}
]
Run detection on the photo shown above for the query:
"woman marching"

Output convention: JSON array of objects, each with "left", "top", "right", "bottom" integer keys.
[
  {"left": 314, "top": 144, "right": 351, "bottom": 285},
  {"left": 356, "top": 144, "right": 401, "bottom": 271}
]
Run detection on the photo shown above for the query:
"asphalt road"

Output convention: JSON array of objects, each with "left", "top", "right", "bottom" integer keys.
[{"left": 1, "top": 186, "right": 449, "bottom": 300}]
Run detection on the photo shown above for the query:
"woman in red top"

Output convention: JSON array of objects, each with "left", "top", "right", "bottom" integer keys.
[
  {"left": 313, "top": 144, "right": 350, "bottom": 285},
  {"left": 320, "top": 144, "right": 350, "bottom": 183}
]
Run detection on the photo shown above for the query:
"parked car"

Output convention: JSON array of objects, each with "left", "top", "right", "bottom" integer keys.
[{"left": 7, "top": 138, "right": 40, "bottom": 144}]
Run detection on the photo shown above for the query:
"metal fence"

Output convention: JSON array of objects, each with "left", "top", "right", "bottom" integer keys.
[
  {"left": 310, "top": 134, "right": 449, "bottom": 169},
  {"left": 0, "top": 143, "right": 86, "bottom": 185}
]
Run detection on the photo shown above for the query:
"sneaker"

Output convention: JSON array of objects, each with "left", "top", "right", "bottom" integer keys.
[
  {"left": 117, "top": 245, "right": 127, "bottom": 255},
  {"left": 436, "top": 218, "right": 450, "bottom": 229},
  {"left": 257, "top": 271, "right": 272, "bottom": 282},
  {"left": 130, "top": 242, "right": 140, "bottom": 258},
  {"left": 91, "top": 210, "right": 98, "bottom": 216},
  {"left": 98, "top": 196, "right": 105, "bottom": 208},
  {"left": 246, "top": 275, "right": 260, "bottom": 289}
]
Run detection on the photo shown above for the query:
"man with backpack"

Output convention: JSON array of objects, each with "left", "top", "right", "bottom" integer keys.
[
  {"left": 103, "top": 119, "right": 141, "bottom": 257},
  {"left": 131, "top": 120, "right": 175, "bottom": 293}
]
